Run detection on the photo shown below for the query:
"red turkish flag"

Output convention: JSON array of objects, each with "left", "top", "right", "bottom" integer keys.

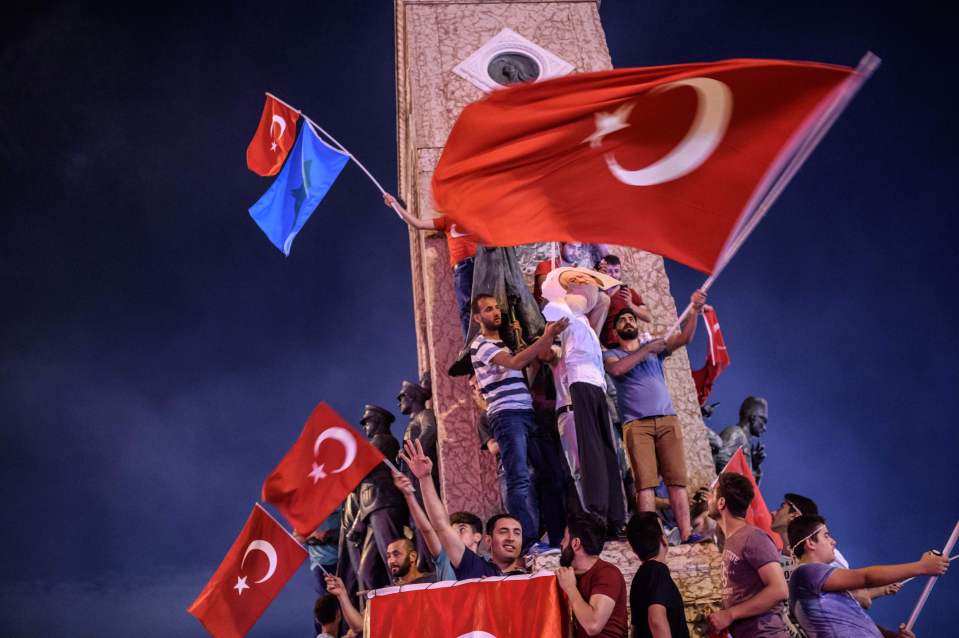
[
  {"left": 368, "top": 572, "right": 570, "bottom": 637},
  {"left": 691, "top": 306, "right": 731, "bottom": 405},
  {"left": 432, "top": 58, "right": 861, "bottom": 274},
  {"left": 187, "top": 503, "right": 307, "bottom": 638},
  {"left": 719, "top": 447, "right": 782, "bottom": 550},
  {"left": 246, "top": 94, "right": 300, "bottom": 176},
  {"left": 262, "top": 401, "right": 384, "bottom": 535}
]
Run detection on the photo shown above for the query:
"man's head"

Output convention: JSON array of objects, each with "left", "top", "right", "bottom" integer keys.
[
  {"left": 739, "top": 396, "right": 769, "bottom": 436},
  {"left": 386, "top": 537, "right": 418, "bottom": 580},
  {"left": 613, "top": 308, "right": 640, "bottom": 342},
  {"left": 397, "top": 380, "right": 429, "bottom": 416},
  {"left": 560, "top": 241, "right": 586, "bottom": 264},
  {"left": 360, "top": 404, "right": 395, "bottom": 437},
  {"left": 598, "top": 254, "right": 622, "bottom": 280},
  {"left": 772, "top": 493, "right": 818, "bottom": 535},
  {"left": 708, "top": 472, "right": 754, "bottom": 520},
  {"left": 450, "top": 511, "right": 484, "bottom": 553},
  {"left": 484, "top": 513, "right": 522, "bottom": 563},
  {"left": 471, "top": 293, "right": 501, "bottom": 332},
  {"left": 314, "top": 593, "right": 341, "bottom": 629},
  {"left": 788, "top": 514, "right": 835, "bottom": 563},
  {"left": 625, "top": 512, "right": 666, "bottom": 561},
  {"left": 560, "top": 512, "right": 607, "bottom": 566}
]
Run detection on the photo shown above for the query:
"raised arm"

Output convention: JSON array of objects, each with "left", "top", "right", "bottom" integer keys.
[
  {"left": 824, "top": 551, "right": 949, "bottom": 592},
  {"left": 603, "top": 338, "right": 667, "bottom": 377},
  {"left": 384, "top": 192, "right": 436, "bottom": 231},
  {"left": 664, "top": 290, "right": 706, "bottom": 353},
  {"left": 325, "top": 575, "right": 364, "bottom": 633},
  {"left": 399, "top": 439, "right": 466, "bottom": 567},
  {"left": 490, "top": 319, "right": 569, "bottom": 370},
  {"left": 392, "top": 470, "right": 442, "bottom": 558}
]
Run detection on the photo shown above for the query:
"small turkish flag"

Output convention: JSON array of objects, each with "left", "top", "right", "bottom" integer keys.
[
  {"left": 262, "top": 401, "right": 384, "bottom": 535},
  {"left": 433, "top": 58, "right": 860, "bottom": 274},
  {"left": 246, "top": 94, "right": 300, "bottom": 176},
  {"left": 719, "top": 448, "right": 782, "bottom": 550},
  {"left": 187, "top": 503, "right": 307, "bottom": 638},
  {"left": 691, "top": 306, "right": 731, "bottom": 405}
]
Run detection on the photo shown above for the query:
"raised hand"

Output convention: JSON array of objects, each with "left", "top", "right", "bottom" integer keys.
[
  {"left": 399, "top": 438, "right": 433, "bottom": 480},
  {"left": 917, "top": 550, "right": 949, "bottom": 576},
  {"left": 392, "top": 470, "right": 415, "bottom": 495},
  {"left": 325, "top": 574, "right": 346, "bottom": 597}
]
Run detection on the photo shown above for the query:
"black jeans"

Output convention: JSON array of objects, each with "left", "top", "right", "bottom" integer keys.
[{"left": 569, "top": 381, "right": 626, "bottom": 529}]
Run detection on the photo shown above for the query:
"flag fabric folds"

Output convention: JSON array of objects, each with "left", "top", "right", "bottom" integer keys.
[
  {"left": 248, "top": 124, "right": 349, "bottom": 255},
  {"left": 691, "top": 306, "right": 731, "bottom": 405},
  {"left": 262, "top": 401, "right": 384, "bottom": 535},
  {"left": 246, "top": 94, "right": 301, "bottom": 176},
  {"left": 719, "top": 447, "right": 782, "bottom": 550},
  {"left": 432, "top": 58, "right": 857, "bottom": 274},
  {"left": 187, "top": 503, "right": 307, "bottom": 638},
  {"left": 368, "top": 572, "right": 570, "bottom": 637}
]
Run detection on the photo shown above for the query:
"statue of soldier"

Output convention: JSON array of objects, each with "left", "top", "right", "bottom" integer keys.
[
  {"left": 714, "top": 396, "right": 769, "bottom": 483},
  {"left": 397, "top": 379, "right": 439, "bottom": 490},
  {"left": 347, "top": 404, "right": 409, "bottom": 591},
  {"left": 335, "top": 491, "right": 362, "bottom": 598}
]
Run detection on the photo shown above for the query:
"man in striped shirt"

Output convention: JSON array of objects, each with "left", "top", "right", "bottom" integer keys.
[{"left": 470, "top": 292, "right": 569, "bottom": 551}]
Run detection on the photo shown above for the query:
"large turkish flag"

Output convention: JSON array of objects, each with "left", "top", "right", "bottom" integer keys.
[
  {"left": 368, "top": 572, "right": 570, "bottom": 637},
  {"left": 261, "top": 401, "right": 384, "bottom": 535},
  {"left": 246, "top": 94, "right": 301, "bottom": 176},
  {"left": 188, "top": 503, "right": 307, "bottom": 638},
  {"left": 432, "top": 58, "right": 859, "bottom": 274}
]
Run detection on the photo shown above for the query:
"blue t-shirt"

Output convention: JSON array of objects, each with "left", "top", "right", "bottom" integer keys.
[
  {"left": 453, "top": 546, "right": 525, "bottom": 580},
  {"left": 789, "top": 563, "right": 882, "bottom": 637},
  {"left": 604, "top": 348, "right": 675, "bottom": 421},
  {"left": 433, "top": 548, "right": 456, "bottom": 582}
]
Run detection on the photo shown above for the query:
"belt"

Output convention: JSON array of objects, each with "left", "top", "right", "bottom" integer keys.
[{"left": 557, "top": 405, "right": 573, "bottom": 415}]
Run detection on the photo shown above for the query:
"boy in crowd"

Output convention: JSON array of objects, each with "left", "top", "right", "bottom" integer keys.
[{"left": 626, "top": 512, "right": 690, "bottom": 638}]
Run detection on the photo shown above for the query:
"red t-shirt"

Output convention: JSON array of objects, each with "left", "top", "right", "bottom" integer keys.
[
  {"left": 601, "top": 286, "right": 645, "bottom": 347},
  {"left": 574, "top": 558, "right": 628, "bottom": 638},
  {"left": 432, "top": 216, "right": 477, "bottom": 267}
]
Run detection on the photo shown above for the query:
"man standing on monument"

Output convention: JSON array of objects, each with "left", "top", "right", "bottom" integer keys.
[
  {"left": 706, "top": 472, "right": 790, "bottom": 637},
  {"left": 714, "top": 397, "right": 769, "bottom": 483},
  {"left": 470, "top": 292, "right": 569, "bottom": 552},
  {"left": 603, "top": 290, "right": 706, "bottom": 542},
  {"left": 596, "top": 254, "right": 653, "bottom": 348}
]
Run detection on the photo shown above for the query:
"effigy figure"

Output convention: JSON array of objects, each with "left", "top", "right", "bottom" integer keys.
[
  {"left": 714, "top": 396, "right": 769, "bottom": 483},
  {"left": 347, "top": 404, "right": 409, "bottom": 591}
]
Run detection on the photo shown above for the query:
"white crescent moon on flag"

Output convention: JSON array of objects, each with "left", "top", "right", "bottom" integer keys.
[
  {"left": 313, "top": 427, "right": 358, "bottom": 474},
  {"left": 270, "top": 114, "right": 287, "bottom": 140},
  {"left": 604, "top": 77, "right": 733, "bottom": 186},
  {"left": 456, "top": 633, "right": 497, "bottom": 638},
  {"left": 241, "top": 539, "right": 278, "bottom": 584}
]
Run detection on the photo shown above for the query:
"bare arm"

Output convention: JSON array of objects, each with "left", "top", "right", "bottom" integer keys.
[
  {"left": 399, "top": 439, "right": 466, "bottom": 567},
  {"left": 824, "top": 551, "right": 949, "bottom": 592},
  {"left": 664, "top": 290, "right": 706, "bottom": 353},
  {"left": 556, "top": 567, "right": 615, "bottom": 636},
  {"left": 384, "top": 193, "right": 436, "bottom": 231},
  {"left": 648, "top": 604, "right": 673, "bottom": 638},
  {"left": 603, "top": 339, "right": 667, "bottom": 377},
  {"left": 709, "top": 562, "right": 787, "bottom": 632},
  {"left": 325, "top": 575, "right": 364, "bottom": 633},
  {"left": 392, "top": 471, "right": 442, "bottom": 558},
  {"left": 489, "top": 319, "right": 568, "bottom": 370}
]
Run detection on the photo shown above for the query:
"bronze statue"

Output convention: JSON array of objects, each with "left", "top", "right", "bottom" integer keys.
[
  {"left": 397, "top": 380, "right": 439, "bottom": 490},
  {"left": 713, "top": 396, "right": 769, "bottom": 483},
  {"left": 346, "top": 404, "right": 409, "bottom": 591}
]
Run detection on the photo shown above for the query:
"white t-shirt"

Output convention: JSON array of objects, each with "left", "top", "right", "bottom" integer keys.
[{"left": 543, "top": 300, "right": 606, "bottom": 391}]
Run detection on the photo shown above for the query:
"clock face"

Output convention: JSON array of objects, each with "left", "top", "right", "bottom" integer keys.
[{"left": 487, "top": 51, "right": 540, "bottom": 85}]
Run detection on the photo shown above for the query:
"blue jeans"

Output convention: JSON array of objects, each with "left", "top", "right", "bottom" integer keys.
[
  {"left": 453, "top": 257, "right": 474, "bottom": 338},
  {"left": 488, "top": 408, "right": 540, "bottom": 549}
]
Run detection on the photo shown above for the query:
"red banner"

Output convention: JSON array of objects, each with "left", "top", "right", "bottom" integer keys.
[
  {"left": 720, "top": 448, "right": 782, "bottom": 550},
  {"left": 691, "top": 306, "right": 730, "bottom": 405},
  {"left": 368, "top": 573, "right": 570, "bottom": 638}
]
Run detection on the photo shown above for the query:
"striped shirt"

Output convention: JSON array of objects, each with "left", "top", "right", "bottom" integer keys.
[{"left": 470, "top": 334, "right": 533, "bottom": 415}]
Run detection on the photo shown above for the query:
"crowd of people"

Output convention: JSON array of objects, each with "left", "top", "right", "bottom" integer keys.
[{"left": 301, "top": 195, "right": 949, "bottom": 637}]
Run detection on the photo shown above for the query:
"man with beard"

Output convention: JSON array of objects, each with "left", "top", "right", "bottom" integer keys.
[
  {"left": 385, "top": 537, "right": 433, "bottom": 585},
  {"left": 706, "top": 472, "right": 789, "bottom": 638},
  {"left": 470, "top": 292, "right": 569, "bottom": 552},
  {"left": 603, "top": 290, "right": 706, "bottom": 543},
  {"left": 400, "top": 438, "right": 528, "bottom": 578},
  {"left": 555, "top": 512, "right": 628, "bottom": 638}
]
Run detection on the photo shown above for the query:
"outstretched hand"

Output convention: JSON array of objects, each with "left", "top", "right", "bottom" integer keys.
[
  {"left": 392, "top": 470, "right": 415, "bottom": 496},
  {"left": 917, "top": 550, "right": 949, "bottom": 576},
  {"left": 325, "top": 574, "right": 347, "bottom": 597},
  {"left": 543, "top": 317, "right": 570, "bottom": 339},
  {"left": 399, "top": 438, "right": 433, "bottom": 480}
]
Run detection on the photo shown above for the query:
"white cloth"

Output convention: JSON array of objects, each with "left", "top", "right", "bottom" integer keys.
[{"left": 543, "top": 300, "right": 605, "bottom": 390}]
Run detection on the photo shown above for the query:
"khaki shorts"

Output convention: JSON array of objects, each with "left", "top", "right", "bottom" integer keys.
[{"left": 622, "top": 415, "right": 688, "bottom": 490}]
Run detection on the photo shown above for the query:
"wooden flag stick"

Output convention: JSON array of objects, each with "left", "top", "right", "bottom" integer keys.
[{"left": 904, "top": 519, "right": 959, "bottom": 630}]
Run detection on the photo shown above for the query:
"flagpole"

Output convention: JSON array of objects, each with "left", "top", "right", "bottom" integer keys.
[
  {"left": 661, "top": 52, "right": 880, "bottom": 340},
  {"left": 905, "top": 519, "right": 959, "bottom": 630}
]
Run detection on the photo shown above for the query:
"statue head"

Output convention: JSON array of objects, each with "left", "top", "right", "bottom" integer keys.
[
  {"left": 360, "top": 404, "right": 395, "bottom": 437},
  {"left": 397, "top": 380, "right": 430, "bottom": 416},
  {"left": 738, "top": 396, "right": 768, "bottom": 437}
]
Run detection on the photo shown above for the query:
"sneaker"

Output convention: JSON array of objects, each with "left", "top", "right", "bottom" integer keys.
[
  {"left": 681, "top": 532, "right": 707, "bottom": 545},
  {"left": 666, "top": 526, "right": 682, "bottom": 546}
]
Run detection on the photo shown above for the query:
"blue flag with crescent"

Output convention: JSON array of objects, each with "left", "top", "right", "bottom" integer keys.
[{"left": 249, "top": 124, "right": 349, "bottom": 255}]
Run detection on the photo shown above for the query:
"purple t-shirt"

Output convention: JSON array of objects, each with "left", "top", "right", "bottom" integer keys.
[
  {"left": 789, "top": 563, "right": 882, "bottom": 637},
  {"left": 604, "top": 348, "right": 675, "bottom": 421},
  {"left": 721, "top": 525, "right": 789, "bottom": 638}
]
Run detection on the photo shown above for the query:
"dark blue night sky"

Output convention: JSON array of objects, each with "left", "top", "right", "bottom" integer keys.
[{"left": 2, "top": 2, "right": 956, "bottom": 636}]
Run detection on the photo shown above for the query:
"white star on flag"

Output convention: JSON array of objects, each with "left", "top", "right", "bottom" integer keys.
[
  {"left": 233, "top": 575, "right": 250, "bottom": 595},
  {"left": 308, "top": 462, "right": 326, "bottom": 484},
  {"left": 270, "top": 141, "right": 278, "bottom": 152},
  {"left": 582, "top": 102, "right": 635, "bottom": 148}
]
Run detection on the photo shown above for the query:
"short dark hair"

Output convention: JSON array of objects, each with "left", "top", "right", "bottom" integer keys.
[
  {"left": 626, "top": 512, "right": 663, "bottom": 561},
  {"left": 788, "top": 514, "right": 826, "bottom": 558},
  {"left": 600, "top": 254, "right": 621, "bottom": 265},
  {"left": 314, "top": 593, "right": 340, "bottom": 625},
  {"left": 784, "top": 493, "right": 818, "bottom": 516},
  {"left": 485, "top": 512, "right": 521, "bottom": 535},
  {"left": 566, "top": 512, "right": 607, "bottom": 556},
  {"left": 450, "top": 511, "right": 483, "bottom": 536},
  {"left": 739, "top": 396, "right": 767, "bottom": 420},
  {"left": 387, "top": 537, "right": 415, "bottom": 552},
  {"left": 614, "top": 307, "right": 638, "bottom": 324},
  {"left": 716, "top": 472, "right": 754, "bottom": 518},
  {"left": 471, "top": 293, "right": 496, "bottom": 315}
]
